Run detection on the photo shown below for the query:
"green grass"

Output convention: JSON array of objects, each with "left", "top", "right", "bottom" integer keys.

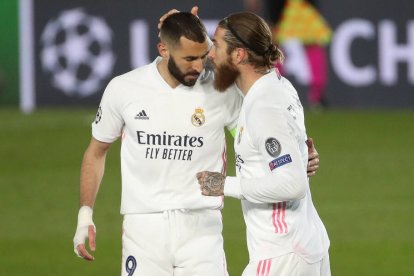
[{"left": 1, "top": 108, "right": 413, "bottom": 275}]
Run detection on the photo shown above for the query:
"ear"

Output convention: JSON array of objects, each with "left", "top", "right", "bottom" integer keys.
[
  {"left": 157, "top": 42, "right": 169, "bottom": 58},
  {"left": 233, "top": 48, "right": 247, "bottom": 64}
]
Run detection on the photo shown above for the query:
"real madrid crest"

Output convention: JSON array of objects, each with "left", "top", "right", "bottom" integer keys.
[{"left": 191, "top": 108, "right": 205, "bottom": 127}]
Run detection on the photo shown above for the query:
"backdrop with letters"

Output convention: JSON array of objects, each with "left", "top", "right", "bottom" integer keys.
[{"left": 19, "top": 0, "right": 414, "bottom": 110}]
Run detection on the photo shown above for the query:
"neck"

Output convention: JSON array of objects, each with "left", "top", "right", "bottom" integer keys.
[
  {"left": 157, "top": 58, "right": 180, "bottom": 88},
  {"left": 236, "top": 66, "right": 270, "bottom": 96}
]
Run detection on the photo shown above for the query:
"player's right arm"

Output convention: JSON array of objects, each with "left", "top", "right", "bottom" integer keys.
[{"left": 73, "top": 137, "right": 111, "bottom": 261}]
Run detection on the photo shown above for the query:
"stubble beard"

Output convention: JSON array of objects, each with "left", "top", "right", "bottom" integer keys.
[{"left": 168, "top": 56, "right": 199, "bottom": 87}]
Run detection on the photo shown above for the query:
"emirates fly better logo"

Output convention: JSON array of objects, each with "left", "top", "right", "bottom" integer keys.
[{"left": 40, "top": 8, "right": 115, "bottom": 97}]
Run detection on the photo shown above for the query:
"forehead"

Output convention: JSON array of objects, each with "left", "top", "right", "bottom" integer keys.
[
  {"left": 173, "top": 36, "right": 209, "bottom": 56},
  {"left": 212, "top": 27, "right": 227, "bottom": 45}
]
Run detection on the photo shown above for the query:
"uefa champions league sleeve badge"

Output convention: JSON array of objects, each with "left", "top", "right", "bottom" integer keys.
[
  {"left": 191, "top": 108, "right": 206, "bottom": 127},
  {"left": 265, "top": 137, "right": 282, "bottom": 157}
]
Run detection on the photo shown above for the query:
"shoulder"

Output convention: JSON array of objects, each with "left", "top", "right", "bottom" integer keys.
[
  {"left": 102, "top": 63, "right": 154, "bottom": 98},
  {"left": 112, "top": 63, "right": 153, "bottom": 85},
  {"left": 252, "top": 74, "right": 298, "bottom": 107}
]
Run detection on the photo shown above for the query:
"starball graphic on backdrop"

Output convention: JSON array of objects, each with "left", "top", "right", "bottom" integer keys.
[
  {"left": 20, "top": 0, "right": 414, "bottom": 109},
  {"left": 40, "top": 8, "right": 115, "bottom": 98}
]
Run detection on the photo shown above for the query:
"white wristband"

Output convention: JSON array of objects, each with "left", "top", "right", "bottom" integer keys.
[
  {"left": 77, "top": 206, "right": 94, "bottom": 227},
  {"left": 73, "top": 206, "right": 95, "bottom": 257}
]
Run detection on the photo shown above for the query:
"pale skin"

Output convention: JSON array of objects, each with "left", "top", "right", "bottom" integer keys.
[{"left": 77, "top": 137, "right": 110, "bottom": 260}]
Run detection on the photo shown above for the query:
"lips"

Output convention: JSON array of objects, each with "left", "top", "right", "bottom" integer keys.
[{"left": 186, "top": 73, "right": 200, "bottom": 79}]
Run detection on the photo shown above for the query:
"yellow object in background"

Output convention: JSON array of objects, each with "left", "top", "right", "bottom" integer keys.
[{"left": 275, "top": 0, "right": 332, "bottom": 45}]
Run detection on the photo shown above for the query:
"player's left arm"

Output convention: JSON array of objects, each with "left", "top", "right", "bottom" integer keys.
[
  {"left": 228, "top": 132, "right": 320, "bottom": 177},
  {"left": 198, "top": 105, "right": 308, "bottom": 202}
]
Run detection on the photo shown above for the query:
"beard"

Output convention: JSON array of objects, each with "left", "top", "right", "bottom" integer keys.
[
  {"left": 168, "top": 56, "right": 200, "bottom": 87},
  {"left": 213, "top": 57, "right": 240, "bottom": 92}
]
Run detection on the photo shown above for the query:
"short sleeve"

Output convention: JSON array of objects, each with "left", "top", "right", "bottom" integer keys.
[{"left": 92, "top": 79, "right": 124, "bottom": 143}]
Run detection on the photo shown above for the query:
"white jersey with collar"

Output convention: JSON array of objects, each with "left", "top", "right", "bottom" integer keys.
[
  {"left": 92, "top": 57, "right": 242, "bottom": 214},
  {"left": 225, "top": 70, "right": 329, "bottom": 263}
]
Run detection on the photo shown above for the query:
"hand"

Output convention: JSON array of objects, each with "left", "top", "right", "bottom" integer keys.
[
  {"left": 306, "top": 138, "right": 320, "bottom": 177},
  {"left": 196, "top": 171, "right": 225, "bottom": 196},
  {"left": 73, "top": 206, "right": 96, "bottom": 261},
  {"left": 157, "top": 6, "right": 199, "bottom": 30}
]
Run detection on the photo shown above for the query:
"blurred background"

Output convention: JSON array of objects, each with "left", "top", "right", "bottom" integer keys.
[{"left": 1, "top": 0, "right": 413, "bottom": 275}]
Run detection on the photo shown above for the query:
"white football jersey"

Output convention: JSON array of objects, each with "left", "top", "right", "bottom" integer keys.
[
  {"left": 224, "top": 70, "right": 330, "bottom": 263},
  {"left": 92, "top": 57, "right": 242, "bottom": 214}
]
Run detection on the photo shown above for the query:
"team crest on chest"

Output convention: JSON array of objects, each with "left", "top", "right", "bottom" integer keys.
[{"left": 191, "top": 108, "right": 205, "bottom": 127}]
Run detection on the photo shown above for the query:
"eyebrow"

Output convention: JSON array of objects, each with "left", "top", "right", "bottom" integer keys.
[{"left": 183, "top": 50, "right": 210, "bottom": 60}]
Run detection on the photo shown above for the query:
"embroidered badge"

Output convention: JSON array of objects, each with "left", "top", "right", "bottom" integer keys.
[
  {"left": 95, "top": 106, "right": 102, "bottom": 124},
  {"left": 265, "top": 137, "right": 281, "bottom": 157},
  {"left": 191, "top": 108, "right": 206, "bottom": 127},
  {"left": 269, "top": 154, "right": 292, "bottom": 171}
]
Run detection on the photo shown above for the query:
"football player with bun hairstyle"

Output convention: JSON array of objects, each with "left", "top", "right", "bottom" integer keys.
[{"left": 197, "top": 11, "right": 330, "bottom": 276}]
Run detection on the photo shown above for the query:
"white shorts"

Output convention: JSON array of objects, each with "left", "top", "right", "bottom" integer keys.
[
  {"left": 242, "top": 253, "right": 331, "bottom": 276},
  {"left": 121, "top": 209, "right": 228, "bottom": 276}
]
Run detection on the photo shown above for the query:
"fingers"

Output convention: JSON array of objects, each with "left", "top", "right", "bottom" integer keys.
[
  {"left": 308, "top": 151, "right": 319, "bottom": 160},
  {"left": 306, "top": 137, "right": 319, "bottom": 177},
  {"left": 308, "top": 156, "right": 320, "bottom": 167},
  {"left": 158, "top": 9, "right": 180, "bottom": 30},
  {"left": 190, "top": 6, "right": 199, "bottom": 16},
  {"left": 306, "top": 138, "right": 314, "bottom": 151},
  {"left": 196, "top": 171, "right": 206, "bottom": 181},
  {"left": 88, "top": 225, "right": 96, "bottom": 251},
  {"left": 74, "top": 224, "right": 96, "bottom": 261},
  {"left": 76, "top": 244, "right": 95, "bottom": 261},
  {"left": 196, "top": 172, "right": 202, "bottom": 180},
  {"left": 307, "top": 164, "right": 319, "bottom": 176},
  {"left": 197, "top": 172, "right": 208, "bottom": 195}
]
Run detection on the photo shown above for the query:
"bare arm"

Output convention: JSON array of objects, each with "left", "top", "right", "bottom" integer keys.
[
  {"left": 74, "top": 137, "right": 111, "bottom": 261},
  {"left": 80, "top": 137, "right": 111, "bottom": 207}
]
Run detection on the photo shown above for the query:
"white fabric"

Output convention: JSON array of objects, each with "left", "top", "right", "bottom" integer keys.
[
  {"left": 242, "top": 253, "right": 331, "bottom": 276},
  {"left": 225, "top": 70, "right": 329, "bottom": 263},
  {"left": 92, "top": 57, "right": 242, "bottom": 214},
  {"left": 73, "top": 206, "right": 95, "bottom": 257},
  {"left": 121, "top": 209, "right": 227, "bottom": 276}
]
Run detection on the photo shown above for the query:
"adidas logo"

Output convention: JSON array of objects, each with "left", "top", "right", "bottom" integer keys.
[{"left": 135, "top": 110, "right": 149, "bottom": 120}]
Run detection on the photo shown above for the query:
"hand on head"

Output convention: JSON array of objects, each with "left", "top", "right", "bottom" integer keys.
[{"left": 158, "top": 6, "right": 199, "bottom": 30}]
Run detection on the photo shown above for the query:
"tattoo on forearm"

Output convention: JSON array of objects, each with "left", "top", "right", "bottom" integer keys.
[{"left": 202, "top": 172, "right": 225, "bottom": 196}]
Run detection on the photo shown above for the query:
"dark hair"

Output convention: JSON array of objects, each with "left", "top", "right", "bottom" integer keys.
[
  {"left": 159, "top": 12, "right": 207, "bottom": 48},
  {"left": 218, "top": 12, "right": 284, "bottom": 68}
]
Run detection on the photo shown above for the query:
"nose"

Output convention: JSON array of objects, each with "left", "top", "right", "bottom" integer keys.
[
  {"left": 208, "top": 48, "right": 215, "bottom": 60},
  {"left": 192, "top": 59, "right": 204, "bottom": 73}
]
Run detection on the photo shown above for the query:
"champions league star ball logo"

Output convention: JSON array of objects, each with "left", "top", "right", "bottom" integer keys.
[{"left": 40, "top": 8, "right": 115, "bottom": 97}]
